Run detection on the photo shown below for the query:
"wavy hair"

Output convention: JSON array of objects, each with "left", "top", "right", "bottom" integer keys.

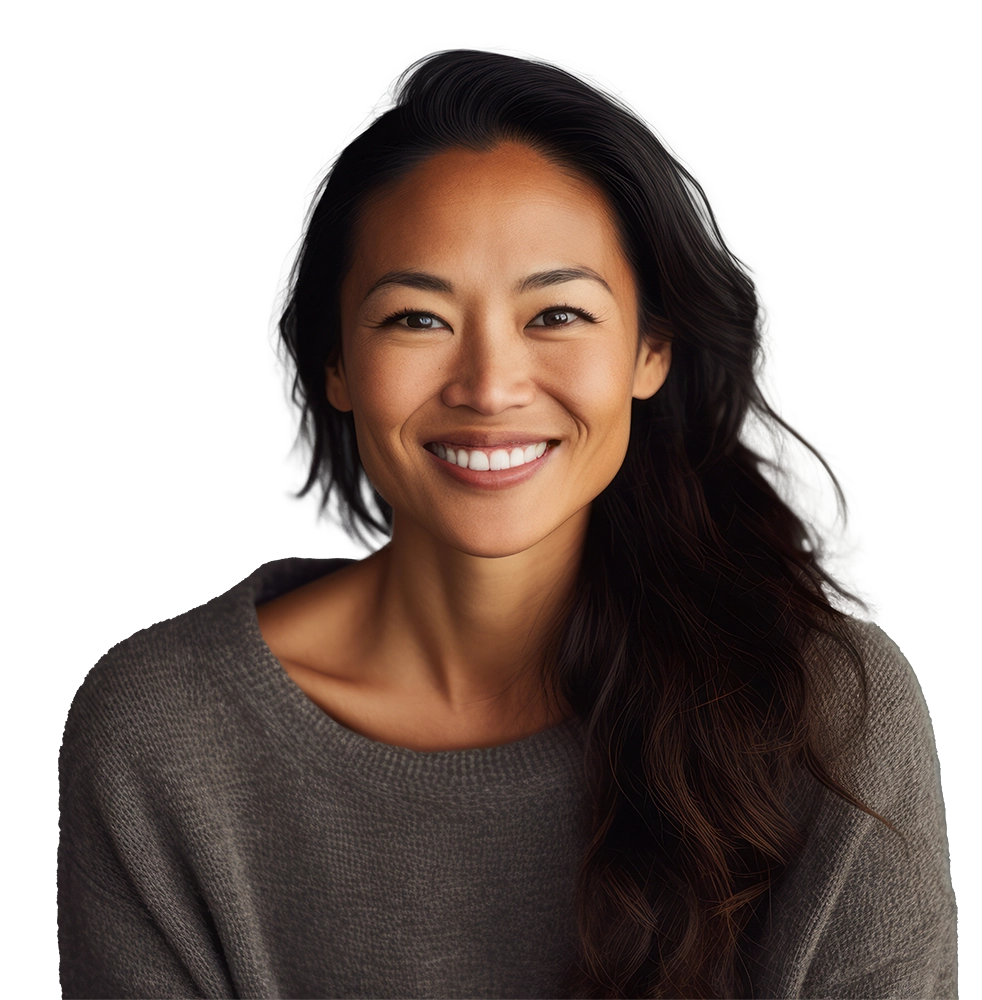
[{"left": 277, "top": 49, "right": 891, "bottom": 999}]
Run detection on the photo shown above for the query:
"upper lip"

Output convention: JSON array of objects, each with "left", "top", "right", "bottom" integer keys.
[{"left": 423, "top": 432, "right": 558, "bottom": 449}]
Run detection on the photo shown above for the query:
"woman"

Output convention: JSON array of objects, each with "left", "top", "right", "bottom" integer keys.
[{"left": 58, "top": 49, "right": 957, "bottom": 999}]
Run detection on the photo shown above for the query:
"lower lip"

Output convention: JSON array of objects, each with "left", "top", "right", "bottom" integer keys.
[{"left": 423, "top": 444, "right": 557, "bottom": 490}]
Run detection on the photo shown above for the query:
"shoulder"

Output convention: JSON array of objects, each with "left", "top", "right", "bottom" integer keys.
[
  {"left": 756, "top": 619, "right": 957, "bottom": 998},
  {"left": 808, "top": 596, "right": 950, "bottom": 905},
  {"left": 61, "top": 581, "right": 243, "bottom": 772},
  {"left": 61, "top": 557, "right": 353, "bottom": 771},
  {"left": 800, "top": 616, "right": 946, "bottom": 826}
]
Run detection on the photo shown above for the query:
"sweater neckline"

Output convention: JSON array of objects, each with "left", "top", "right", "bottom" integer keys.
[{"left": 222, "top": 556, "right": 587, "bottom": 792}]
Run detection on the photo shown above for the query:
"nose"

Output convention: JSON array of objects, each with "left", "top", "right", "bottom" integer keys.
[{"left": 440, "top": 318, "right": 537, "bottom": 415}]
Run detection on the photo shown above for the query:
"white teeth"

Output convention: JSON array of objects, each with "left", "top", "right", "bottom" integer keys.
[{"left": 427, "top": 440, "right": 554, "bottom": 470}]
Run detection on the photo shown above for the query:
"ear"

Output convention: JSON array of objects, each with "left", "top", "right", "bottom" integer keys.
[
  {"left": 632, "top": 329, "right": 672, "bottom": 400},
  {"left": 326, "top": 353, "right": 353, "bottom": 412}
]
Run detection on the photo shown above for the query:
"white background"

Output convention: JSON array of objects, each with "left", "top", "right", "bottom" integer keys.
[{"left": 3, "top": 1, "right": 977, "bottom": 994}]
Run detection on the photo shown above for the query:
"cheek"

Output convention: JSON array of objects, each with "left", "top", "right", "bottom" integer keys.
[
  {"left": 549, "top": 341, "right": 637, "bottom": 432},
  {"left": 342, "top": 343, "right": 442, "bottom": 479},
  {"left": 346, "top": 345, "right": 418, "bottom": 423}
]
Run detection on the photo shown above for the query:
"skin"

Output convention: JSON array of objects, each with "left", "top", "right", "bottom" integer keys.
[{"left": 256, "top": 141, "right": 671, "bottom": 750}]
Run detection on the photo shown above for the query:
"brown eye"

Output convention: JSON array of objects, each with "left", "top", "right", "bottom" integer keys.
[
  {"left": 379, "top": 310, "right": 450, "bottom": 330},
  {"left": 527, "top": 306, "right": 596, "bottom": 328},
  {"left": 542, "top": 310, "right": 572, "bottom": 326},
  {"left": 402, "top": 313, "right": 439, "bottom": 329}
]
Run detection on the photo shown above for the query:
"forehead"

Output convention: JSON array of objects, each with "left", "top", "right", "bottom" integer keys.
[{"left": 345, "top": 142, "right": 632, "bottom": 290}]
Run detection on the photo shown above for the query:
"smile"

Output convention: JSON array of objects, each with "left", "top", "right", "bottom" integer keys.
[{"left": 423, "top": 440, "right": 554, "bottom": 471}]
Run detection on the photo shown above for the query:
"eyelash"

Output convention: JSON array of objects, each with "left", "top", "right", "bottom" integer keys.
[{"left": 375, "top": 304, "right": 599, "bottom": 330}]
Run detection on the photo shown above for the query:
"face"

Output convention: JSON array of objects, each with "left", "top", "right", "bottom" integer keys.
[{"left": 331, "top": 141, "right": 671, "bottom": 559}]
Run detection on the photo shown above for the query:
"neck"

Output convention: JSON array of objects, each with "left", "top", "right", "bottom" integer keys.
[{"left": 362, "top": 507, "right": 588, "bottom": 719}]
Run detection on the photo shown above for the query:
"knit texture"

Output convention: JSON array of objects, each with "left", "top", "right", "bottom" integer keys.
[{"left": 58, "top": 557, "right": 957, "bottom": 999}]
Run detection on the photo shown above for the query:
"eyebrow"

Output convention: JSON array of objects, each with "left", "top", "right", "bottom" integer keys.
[{"left": 361, "top": 266, "right": 612, "bottom": 303}]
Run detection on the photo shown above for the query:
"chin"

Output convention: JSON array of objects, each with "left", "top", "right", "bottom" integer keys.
[{"left": 439, "top": 521, "right": 559, "bottom": 560}]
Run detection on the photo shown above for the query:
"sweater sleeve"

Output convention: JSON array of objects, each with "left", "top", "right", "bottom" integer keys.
[
  {"left": 58, "top": 848, "right": 205, "bottom": 999},
  {"left": 58, "top": 639, "right": 235, "bottom": 1000},
  {"left": 789, "top": 622, "right": 957, "bottom": 1000}
]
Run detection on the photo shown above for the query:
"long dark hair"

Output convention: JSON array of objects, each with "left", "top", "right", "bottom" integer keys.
[{"left": 278, "top": 49, "right": 891, "bottom": 999}]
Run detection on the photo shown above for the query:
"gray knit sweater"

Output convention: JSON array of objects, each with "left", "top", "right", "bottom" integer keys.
[{"left": 58, "top": 557, "right": 957, "bottom": 999}]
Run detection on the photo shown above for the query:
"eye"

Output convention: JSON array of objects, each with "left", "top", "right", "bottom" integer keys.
[
  {"left": 378, "top": 310, "right": 451, "bottom": 331},
  {"left": 527, "top": 306, "right": 598, "bottom": 328}
]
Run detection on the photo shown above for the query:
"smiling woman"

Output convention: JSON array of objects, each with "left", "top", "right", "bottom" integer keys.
[
  {"left": 57, "top": 50, "right": 956, "bottom": 1000},
  {"left": 256, "top": 141, "right": 666, "bottom": 753}
]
